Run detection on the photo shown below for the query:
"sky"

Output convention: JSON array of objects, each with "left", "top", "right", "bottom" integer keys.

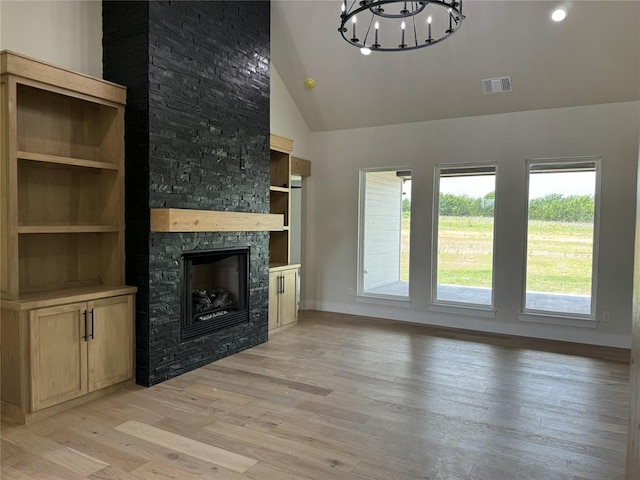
[
  {"left": 439, "top": 171, "right": 596, "bottom": 199},
  {"left": 401, "top": 171, "right": 595, "bottom": 201}
]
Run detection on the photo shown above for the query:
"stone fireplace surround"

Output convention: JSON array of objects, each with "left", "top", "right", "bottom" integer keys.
[{"left": 102, "top": 1, "right": 271, "bottom": 386}]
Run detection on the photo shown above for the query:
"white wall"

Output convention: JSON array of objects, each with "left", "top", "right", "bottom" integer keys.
[
  {"left": 306, "top": 101, "right": 640, "bottom": 348},
  {"left": 0, "top": 0, "right": 102, "bottom": 78},
  {"left": 270, "top": 64, "right": 313, "bottom": 159}
]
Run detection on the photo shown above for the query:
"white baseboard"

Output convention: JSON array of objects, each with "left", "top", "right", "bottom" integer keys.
[
  {"left": 304, "top": 300, "right": 631, "bottom": 349},
  {"left": 298, "top": 300, "right": 314, "bottom": 311}
]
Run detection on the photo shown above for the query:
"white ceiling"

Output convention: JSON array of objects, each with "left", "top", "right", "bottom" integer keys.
[{"left": 271, "top": 0, "right": 640, "bottom": 132}]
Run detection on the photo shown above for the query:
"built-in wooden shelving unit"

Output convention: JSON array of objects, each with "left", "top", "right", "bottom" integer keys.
[
  {"left": 268, "top": 134, "right": 303, "bottom": 332},
  {"left": 1, "top": 50, "right": 135, "bottom": 424}
]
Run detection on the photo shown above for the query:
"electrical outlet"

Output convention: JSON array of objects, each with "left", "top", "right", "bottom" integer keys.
[
  {"left": 348, "top": 288, "right": 354, "bottom": 296},
  {"left": 602, "top": 311, "right": 611, "bottom": 323}
]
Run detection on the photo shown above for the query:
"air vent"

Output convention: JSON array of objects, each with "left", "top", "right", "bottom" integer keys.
[{"left": 482, "top": 76, "right": 512, "bottom": 95}]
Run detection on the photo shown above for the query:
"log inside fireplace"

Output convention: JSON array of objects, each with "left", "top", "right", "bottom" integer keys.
[{"left": 182, "top": 248, "right": 249, "bottom": 340}]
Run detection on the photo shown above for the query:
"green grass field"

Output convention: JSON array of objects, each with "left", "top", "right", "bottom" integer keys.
[{"left": 401, "top": 216, "right": 593, "bottom": 294}]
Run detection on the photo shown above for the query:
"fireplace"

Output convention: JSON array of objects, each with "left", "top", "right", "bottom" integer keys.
[
  {"left": 182, "top": 248, "right": 250, "bottom": 340},
  {"left": 103, "top": 1, "right": 270, "bottom": 385}
]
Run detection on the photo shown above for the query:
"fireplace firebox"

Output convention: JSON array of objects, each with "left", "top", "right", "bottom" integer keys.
[{"left": 182, "top": 248, "right": 250, "bottom": 340}]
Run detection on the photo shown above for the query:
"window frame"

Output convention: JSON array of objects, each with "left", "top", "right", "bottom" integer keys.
[
  {"left": 431, "top": 162, "right": 499, "bottom": 310},
  {"left": 520, "top": 156, "right": 602, "bottom": 321},
  {"left": 357, "top": 166, "right": 412, "bottom": 302}
]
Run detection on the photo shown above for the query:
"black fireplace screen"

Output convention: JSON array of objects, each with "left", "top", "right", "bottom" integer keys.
[{"left": 182, "top": 248, "right": 249, "bottom": 340}]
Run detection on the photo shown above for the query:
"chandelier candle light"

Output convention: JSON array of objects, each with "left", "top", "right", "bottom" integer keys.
[{"left": 339, "top": 0, "right": 465, "bottom": 53}]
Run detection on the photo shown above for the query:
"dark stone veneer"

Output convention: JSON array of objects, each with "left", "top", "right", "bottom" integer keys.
[{"left": 102, "top": 1, "right": 271, "bottom": 386}]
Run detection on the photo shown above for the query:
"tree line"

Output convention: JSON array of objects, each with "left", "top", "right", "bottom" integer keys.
[{"left": 433, "top": 192, "right": 594, "bottom": 222}]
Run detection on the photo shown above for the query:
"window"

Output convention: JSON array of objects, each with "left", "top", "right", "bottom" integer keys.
[
  {"left": 524, "top": 159, "right": 599, "bottom": 317},
  {"left": 433, "top": 165, "right": 497, "bottom": 307},
  {"left": 358, "top": 168, "right": 411, "bottom": 299}
]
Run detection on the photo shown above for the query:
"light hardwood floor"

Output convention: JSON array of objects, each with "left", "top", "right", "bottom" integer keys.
[{"left": 1, "top": 310, "right": 630, "bottom": 480}]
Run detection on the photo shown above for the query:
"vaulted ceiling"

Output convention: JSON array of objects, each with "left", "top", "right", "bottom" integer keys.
[{"left": 271, "top": 0, "right": 640, "bottom": 132}]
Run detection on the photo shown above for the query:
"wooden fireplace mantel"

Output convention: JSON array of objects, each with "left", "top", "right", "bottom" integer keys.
[{"left": 150, "top": 208, "right": 284, "bottom": 233}]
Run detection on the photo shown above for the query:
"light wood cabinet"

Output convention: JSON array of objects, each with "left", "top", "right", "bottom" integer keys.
[
  {"left": 269, "top": 266, "right": 299, "bottom": 331},
  {"left": 268, "top": 274, "right": 281, "bottom": 331},
  {"left": 87, "top": 295, "right": 134, "bottom": 392},
  {"left": 279, "top": 268, "right": 298, "bottom": 325},
  {"left": 2, "top": 290, "right": 136, "bottom": 423},
  {"left": 29, "top": 295, "right": 134, "bottom": 412},
  {"left": 0, "top": 51, "right": 136, "bottom": 423},
  {"left": 268, "top": 135, "right": 304, "bottom": 331},
  {"left": 29, "top": 302, "right": 88, "bottom": 410}
]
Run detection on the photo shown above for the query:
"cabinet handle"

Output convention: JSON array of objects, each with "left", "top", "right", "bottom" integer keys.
[
  {"left": 90, "top": 308, "right": 95, "bottom": 339},
  {"left": 282, "top": 275, "right": 285, "bottom": 294},
  {"left": 83, "top": 310, "right": 88, "bottom": 342},
  {"left": 280, "top": 275, "right": 284, "bottom": 294}
]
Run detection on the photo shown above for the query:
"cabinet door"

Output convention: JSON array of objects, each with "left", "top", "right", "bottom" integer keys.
[
  {"left": 30, "top": 302, "right": 87, "bottom": 411},
  {"left": 87, "top": 295, "right": 134, "bottom": 392},
  {"left": 268, "top": 272, "right": 280, "bottom": 330},
  {"left": 279, "top": 269, "right": 298, "bottom": 326}
]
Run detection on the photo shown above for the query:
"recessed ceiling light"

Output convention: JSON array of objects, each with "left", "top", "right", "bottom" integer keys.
[
  {"left": 360, "top": 47, "right": 372, "bottom": 56},
  {"left": 551, "top": 8, "right": 567, "bottom": 22}
]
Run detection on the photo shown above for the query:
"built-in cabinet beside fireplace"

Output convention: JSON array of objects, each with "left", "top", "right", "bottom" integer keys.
[
  {"left": 269, "top": 265, "right": 298, "bottom": 330},
  {"left": 0, "top": 51, "right": 136, "bottom": 423},
  {"left": 268, "top": 135, "right": 302, "bottom": 331}
]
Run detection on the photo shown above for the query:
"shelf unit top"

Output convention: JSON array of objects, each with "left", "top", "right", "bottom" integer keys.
[
  {"left": 269, "top": 134, "right": 293, "bottom": 154},
  {"left": 0, "top": 285, "right": 138, "bottom": 311},
  {"left": 1, "top": 50, "right": 126, "bottom": 105},
  {"left": 269, "top": 263, "right": 301, "bottom": 272}
]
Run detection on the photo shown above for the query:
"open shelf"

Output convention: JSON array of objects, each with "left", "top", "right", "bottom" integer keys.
[
  {"left": 17, "top": 84, "right": 120, "bottom": 164},
  {"left": 17, "top": 232, "right": 122, "bottom": 295},
  {"left": 17, "top": 151, "right": 120, "bottom": 170},
  {"left": 269, "top": 134, "right": 293, "bottom": 269},
  {"left": 269, "top": 230, "right": 289, "bottom": 267},
  {"left": 270, "top": 190, "right": 289, "bottom": 227},
  {"left": 270, "top": 149, "right": 290, "bottom": 189},
  {"left": 17, "top": 160, "right": 119, "bottom": 228}
]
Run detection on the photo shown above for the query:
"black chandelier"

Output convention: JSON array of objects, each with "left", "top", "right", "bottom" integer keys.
[{"left": 339, "top": 0, "right": 465, "bottom": 54}]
